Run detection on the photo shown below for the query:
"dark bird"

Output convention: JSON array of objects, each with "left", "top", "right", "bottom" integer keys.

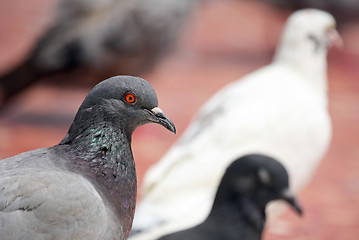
[
  {"left": 0, "top": 0, "right": 198, "bottom": 105},
  {"left": 0, "top": 75, "right": 176, "bottom": 240},
  {"left": 156, "top": 154, "right": 302, "bottom": 240}
]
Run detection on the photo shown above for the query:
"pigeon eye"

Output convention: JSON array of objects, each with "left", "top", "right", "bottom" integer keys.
[{"left": 125, "top": 93, "right": 136, "bottom": 103}]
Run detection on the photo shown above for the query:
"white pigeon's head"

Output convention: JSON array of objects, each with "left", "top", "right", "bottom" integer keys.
[
  {"left": 274, "top": 9, "right": 342, "bottom": 62},
  {"left": 273, "top": 9, "right": 342, "bottom": 99}
]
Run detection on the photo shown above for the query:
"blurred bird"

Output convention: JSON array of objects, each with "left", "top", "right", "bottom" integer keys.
[
  {"left": 157, "top": 154, "right": 302, "bottom": 240},
  {"left": 0, "top": 0, "right": 198, "bottom": 105},
  {"left": 0, "top": 76, "right": 175, "bottom": 240},
  {"left": 130, "top": 9, "right": 341, "bottom": 239}
]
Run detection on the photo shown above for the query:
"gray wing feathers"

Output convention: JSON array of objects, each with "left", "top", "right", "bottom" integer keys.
[{"left": 0, "top": 155, "right": 116, "bottom": 240}]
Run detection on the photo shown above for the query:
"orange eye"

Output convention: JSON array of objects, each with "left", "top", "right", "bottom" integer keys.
[{"left": 125, "top": 93, "right": 136, "bottom": 103}]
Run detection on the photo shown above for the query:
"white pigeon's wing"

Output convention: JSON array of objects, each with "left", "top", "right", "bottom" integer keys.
[
  {"left": 133, "top": 64, "right": 331, "bottom": 236},
  {"left": 140, "top": 66, "right": 273, "bottom": 195},
  {"left": 0, "top": 165, "right": 117, "bottom": 240},
  {"left": 134, "top": 66, "right": 277, "bottom": 230}
]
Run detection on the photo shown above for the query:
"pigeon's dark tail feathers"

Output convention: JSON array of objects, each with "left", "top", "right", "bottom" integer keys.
[
  {"left": 0, "top": 57, "right": 46, "bottom": 106},
  {"left": 0, "top": 26, "right": 82, "bottom": 108}
]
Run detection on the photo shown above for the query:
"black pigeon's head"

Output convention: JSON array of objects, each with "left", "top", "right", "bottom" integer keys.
[
  {"left": 216, "top": 154, "right": 302, "bottom": 215},
  {"left": 64, "top": 75, "right": 176, "bottom": 142}
]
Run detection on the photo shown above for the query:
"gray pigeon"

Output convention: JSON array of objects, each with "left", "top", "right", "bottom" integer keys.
[
  {"left": 157, "top": 154, "right": 302, "bottom": 240},
  {"left": 0, "top": 75, "right": 176, "bottom": 240},
  {"left": 0, "top": 0, "right": 198, "bottom": 104}
]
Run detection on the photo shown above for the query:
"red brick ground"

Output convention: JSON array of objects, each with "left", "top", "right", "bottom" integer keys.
[{"left": 0, "top": 1, "right": 358, "bottom": 239}]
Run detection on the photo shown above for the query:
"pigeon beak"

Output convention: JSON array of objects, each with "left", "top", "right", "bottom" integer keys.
[
  {"left": 281, "top": 188, "right": 303, "bottom": 216},
  {"left": 150, "top": 107, "right": 176, "bottom": 134},
  {"left": 327, "top": 27, "right": 343, "bottom": 49}
]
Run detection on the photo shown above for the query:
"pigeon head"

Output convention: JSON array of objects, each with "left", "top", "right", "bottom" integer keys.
[
  {"left": 215, "top": 154, "right": 302, "bottom": 215},
  {"left": 63, "top": 75, "right": 176, "bottom": 143},
  {"left": 279, "top": 9, "right": 342, "bottom": 53},
  {"left": 272, "top": 9, "right": 342, "bottom": 98},
  {"left": 274, "top": 9, "right": 342, "bottom": 65}
]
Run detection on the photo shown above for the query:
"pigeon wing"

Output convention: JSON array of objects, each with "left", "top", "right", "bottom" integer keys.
[{"left": 0, "top": 165, "right": 116, "bottom": 240}]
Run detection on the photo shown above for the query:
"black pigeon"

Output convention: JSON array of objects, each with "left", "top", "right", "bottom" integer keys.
[
  {"left": 0, "top": 75, "right": 176, "bottom": 240},
  {"left": 157, "top": 154, "right": 302, "bottom": 240},
  {"left": 0, "top": 0, "right": 198, "bottom": 105}
]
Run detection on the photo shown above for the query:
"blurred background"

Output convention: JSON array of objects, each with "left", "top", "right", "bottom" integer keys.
[{"left": 0, "top": 0, "right": 358, "bottom": 239}]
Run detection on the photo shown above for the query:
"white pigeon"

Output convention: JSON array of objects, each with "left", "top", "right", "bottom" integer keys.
[{"left": 130, "top": 9, "right": 342, "bottom": 240}]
